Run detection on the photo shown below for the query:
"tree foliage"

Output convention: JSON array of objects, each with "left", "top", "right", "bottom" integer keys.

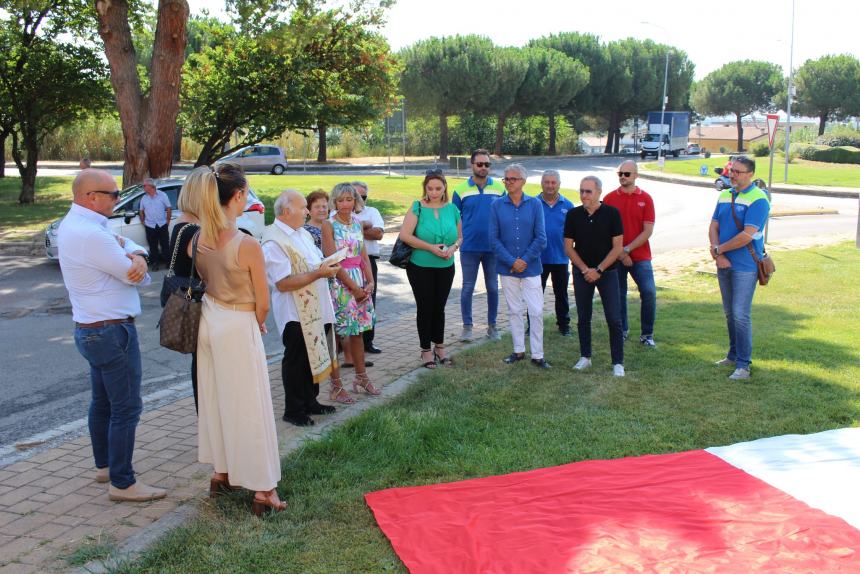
[
  {"left": 399, "top": 35, "right": 495, "bottom": 160},
  {"left": 691, "top": 60, "right": 783, "bottom": 151},
  {"left": 793, "top": 54, "right": 860, "bottom": 135}
]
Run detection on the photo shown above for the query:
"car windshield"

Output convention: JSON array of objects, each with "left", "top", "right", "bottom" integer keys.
[{"left": 644, "top": 134, "right": 669, "bottom": 143}]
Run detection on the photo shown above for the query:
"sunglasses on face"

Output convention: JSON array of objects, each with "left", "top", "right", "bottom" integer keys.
[
  {"left": 730, "top": 168, "right": 750, "bottom": 175},
  {"left": 617, "top": 171, "right": 633, "bottom": 177},
  {"left": 580, "top": 189, "right": 596, "bottom": 195},
  {"left": 89, "top": 190, "right": 120, "bottom": 199},
  {"left": 473, "top": 162, "right": 491, "bottom": 168},
  {"left": 503, "top": 177, "right": 523, "bottom": 183}
]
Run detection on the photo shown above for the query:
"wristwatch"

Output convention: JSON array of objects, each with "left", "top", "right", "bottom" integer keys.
[
  {"left": 596, "top": 266, "right": 604, "bottom": 275},
  {"left": 623, "top": 246, "right": 631, "bottom": 254},
  {"left": 712, "top": 245, "right": 721, "bottom": 256}
]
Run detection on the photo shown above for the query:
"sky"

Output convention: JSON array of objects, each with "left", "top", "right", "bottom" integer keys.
[{"left": 187, "top": 0, "right": 859, "bottom": 80}]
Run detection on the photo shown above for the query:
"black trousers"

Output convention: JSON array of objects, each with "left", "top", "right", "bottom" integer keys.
[
  {"left": 145, "top": 224, "right": 170, "bottom": 264},
  {"left": 572, "top": 268, "right": 624, "bottom": 365},
  {"left": 541, "top": 263, "right": 571, "bottom": 330},
  {"left": 282, "top": 322, "right": 327, "bottom": 417},
  {"left": 406, "top": 262, "right": 456, "bottom": 350},
  {"left": 363, "top": 255, "right": 379, "bottom": 347}
]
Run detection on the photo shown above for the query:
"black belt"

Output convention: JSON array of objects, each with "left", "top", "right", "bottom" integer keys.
[{"left": 75, "top": 317, "right": 135, "bottom": 329}]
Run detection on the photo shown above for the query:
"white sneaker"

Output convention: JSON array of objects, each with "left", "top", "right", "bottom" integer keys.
[
  {"left": 460, "top": 326, "right": 474, "bottom": 342},
  {"left": 613, "top": 364, "right": 625, "bottom": 377},
  {"left": 714, "top": 357, "right": 735, "bottom": 367},
  {"left": 573, "top": 357, "right": 592, "bottom": 370},
  {"left": 487, "top": 325, "right": 501, "bottom": 341},
  {"left": 728, "top": 367, "right": 750, "bottom": 380}
]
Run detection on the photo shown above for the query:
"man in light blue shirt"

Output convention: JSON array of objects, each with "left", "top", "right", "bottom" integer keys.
[
  {"left": 489, "top": 164, "right": 548, "bottom": 368},
  {"left": 139, "top": 178, "right": 172, "bottom": 270},
  {"left": 58, "top": 169, "right": 166, "bottom": 502},
  {"left": 538, "top": 170, "right": 574, "bottom": 336}
]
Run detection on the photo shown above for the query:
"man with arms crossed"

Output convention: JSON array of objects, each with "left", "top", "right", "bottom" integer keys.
[
  {"left": 58, "top": 169, "right": 166, "bottom": 501},
  {"left": 452, "top": 149, "right": 506, "bottom": 342},
  {"left": 603, "top": 160, "right": 657, "bottom": 347}
]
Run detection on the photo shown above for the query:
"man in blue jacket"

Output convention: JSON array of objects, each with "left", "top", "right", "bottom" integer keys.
[
  {"left": 489, "top": 164, "right": 548, "bottom": 368},
  {"left": 452, "top": 149, "right": 506, "bottom": 342}
]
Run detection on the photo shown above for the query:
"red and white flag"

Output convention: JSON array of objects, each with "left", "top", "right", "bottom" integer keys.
[{"left": 366, "top": 428, "right": 860, "bottom": 572}]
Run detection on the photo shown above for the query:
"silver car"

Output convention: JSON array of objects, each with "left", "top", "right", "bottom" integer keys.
[
  {"left": 215, "top": 145, "right": 287, "bottom": 175},
  {"left": 44, "top": 178, "right": 266, "bottom": 259}
]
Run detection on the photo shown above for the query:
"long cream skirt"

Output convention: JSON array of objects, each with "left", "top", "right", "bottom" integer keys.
[{"left": 197, "top": 295, "right": 280, "bottom": 491}]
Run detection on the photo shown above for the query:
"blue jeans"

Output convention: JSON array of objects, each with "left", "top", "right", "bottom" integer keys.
[
  {"left": 616, "top": 260, "right": 657, "bottom": 337},
  {"left": 572, "top": 268, "right": 624, "bottom": 365},
  {"left": 74, "top": 323, "right": 143, "bottom": 488},
  {"left": 460, "top": 251, "right": 498, "bottom": 326},
  {"left": 717, "top": 268, "right": 758, "bottom": 369}
]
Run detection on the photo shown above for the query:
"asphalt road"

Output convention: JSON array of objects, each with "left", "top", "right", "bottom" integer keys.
[{"left": 1, "top": 155, "right": 856, "bottom": 463}]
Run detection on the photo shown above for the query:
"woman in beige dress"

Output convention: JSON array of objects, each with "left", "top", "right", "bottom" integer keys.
[{"left": 192, "top": 163, "right": 285, "bottom": 515}]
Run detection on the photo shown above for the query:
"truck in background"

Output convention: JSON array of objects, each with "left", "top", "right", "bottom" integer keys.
[{"left": 640, "top": 111, "right": 690, "bottom": 159}]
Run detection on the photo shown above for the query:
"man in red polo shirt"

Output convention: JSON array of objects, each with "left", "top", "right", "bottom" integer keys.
[{"left": 603, "top": 160, "right": 657, "bottom": 347}]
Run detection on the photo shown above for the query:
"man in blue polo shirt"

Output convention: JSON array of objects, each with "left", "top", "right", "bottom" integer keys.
[
  {"left": 489, "top": 163, "right": 548, "bottom": 368},
  {"left": 708, "top": 155, "right": 770, "bottom": 381},
  {"left": 538, "top": 169, "right": 574, "bottom": 336},
  {"left": 453, "top": 149, "right": 506, "bottom": 342}
]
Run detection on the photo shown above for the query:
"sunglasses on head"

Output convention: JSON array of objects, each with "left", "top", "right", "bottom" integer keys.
[
  {"left": 473, "top": 162, "right": 491, "bottom": 168},
  {"left": 617, "top": 171, "right": 633, "bottom": 177},
  {"left": 425, "top": 168, "right": 444, "bottom": 176},
  {"left": 89, "top": 190, "right": 120, "bottom": 199}
]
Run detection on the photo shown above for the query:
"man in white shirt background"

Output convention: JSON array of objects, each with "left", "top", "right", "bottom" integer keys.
[
  {"left": 263, "top": 190, "right": 342, "bottom": 427},
  {"left": 352, "top": 181, "right": 384, "bottom": 354},
  {"left": 138, "top": 178, "right": 172, "bottom": 270},
  {"left": 57, "top": 168, "right": 167, "bottom": 502}
]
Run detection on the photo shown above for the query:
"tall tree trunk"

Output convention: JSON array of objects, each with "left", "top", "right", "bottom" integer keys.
[
  {"left": 317, "top": 122, "right": 327, "bottom": 162},
  {"left": 547, "top": 113, "right": 557, "bottom": 155},
  {"left": 818, "top": 114, "right": 827, "bottom": 136},
  {"left": 17, "top": 137, "right": 38, "bottom": 204},
  {"left": 735, "top": 113, "right": 745, "bottom": 152},
  {"left": 494, "top": 112, "right": 507, "bottom": 156},
  {"left": 604, "top": 111, "right": 621, "bottom": 153},
  {"left": 0, "top": 133, "right": 5, "bottom": 178},
  {"left": 439, "top": 112, "right": 449, "bottom": 161},
  {"left": 96, "top": 0, "right": 188, "bottom": 186}
]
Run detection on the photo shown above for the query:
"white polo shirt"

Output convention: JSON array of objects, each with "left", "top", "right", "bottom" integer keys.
[
  {"left": 263, "top": 219, "right": 335, "bottom": 336},
  {"left": 353, "top": 205, "right": 384, "bottom": 257},
  {"left": 57, "top": 204, "right": 151, "bottom": 323}
]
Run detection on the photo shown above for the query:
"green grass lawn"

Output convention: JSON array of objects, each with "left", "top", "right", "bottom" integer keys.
[
  {"left": 644, "top": 156, "right": 860, "bottom": 188},
  {"left": 0, "top": 174, "right": 577, "bottom": 234},
  {"left": 112, "top": 243, "right": 860, "bottom": 574}
]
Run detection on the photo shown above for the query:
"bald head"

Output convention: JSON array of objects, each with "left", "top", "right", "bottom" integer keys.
[
  {"left": 72, "top": 169, "right": 119, "bottom": 216},
  {"left": 617, "top": 160, "right": 639, "bottom": 191}
]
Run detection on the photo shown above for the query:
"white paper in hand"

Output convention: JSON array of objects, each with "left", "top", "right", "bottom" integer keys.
[{"left": 321, "top": 247, "right": 348, "bottom": 267}]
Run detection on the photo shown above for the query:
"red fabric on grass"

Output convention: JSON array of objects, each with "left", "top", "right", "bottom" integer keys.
[{"left": 365, "top": 450, "right": 860, "bottom": 573}]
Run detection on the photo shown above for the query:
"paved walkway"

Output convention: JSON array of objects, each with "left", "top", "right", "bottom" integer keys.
[{"left": 0, "top": 284, "right": 536, "bottom": 572}]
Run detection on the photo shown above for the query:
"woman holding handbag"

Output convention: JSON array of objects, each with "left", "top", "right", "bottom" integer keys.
[
  {"left": 192, "top": 162, "right": 284, "bottom": 516},
  {"left": 399, "top": 170, "right": 462, "bottom": 368},
  {"left": 162, "top": 168, "right": 206, "bottom": 411}
]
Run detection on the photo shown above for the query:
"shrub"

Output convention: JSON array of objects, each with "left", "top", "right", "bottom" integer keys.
[
  {"left": 751, "top": 142, "right": 770, "bottom": 157},
  {"left": 806, "top": 146, "right": 860, "bottom": 164},
  {"left": 817, "top": 125, "right": 860, "bottom": 148}
]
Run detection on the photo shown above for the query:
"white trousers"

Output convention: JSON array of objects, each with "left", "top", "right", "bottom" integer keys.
[
  {"left": 500, "top": 274, "right": 544, "bottom": 359},
  {"left": 197, "top": 296, "right": 281, "bottom": 492}
]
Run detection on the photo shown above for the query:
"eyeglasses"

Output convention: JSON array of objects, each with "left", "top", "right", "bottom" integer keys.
[
  {"left": 730, "top": 168, "right": 750, "bottom": 175},
  {"left": 474, "top": 162, "right": 491, "bottom": 168},
  {"left": 503, "top": 177, "right": 523, "bottom": 183},
  {"left": 617, "top": 171, "right": 633, "bottom": 177},
  {"left": 580, "top": 189, "right": 596, "bottom": 194},
  {"left": 89, "top": 190, "right": 120, "bottom": 199}
]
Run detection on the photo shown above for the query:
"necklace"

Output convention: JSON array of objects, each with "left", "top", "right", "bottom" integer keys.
[{"left": 334, "top": 213, "right": 352, "bottom": 225}]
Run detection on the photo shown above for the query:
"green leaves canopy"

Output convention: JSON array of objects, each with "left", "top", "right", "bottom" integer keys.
[{"left": 793, "top": 54, "right": 860, "bottom": 135}]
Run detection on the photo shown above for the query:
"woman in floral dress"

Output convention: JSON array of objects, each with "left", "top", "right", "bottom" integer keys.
[{"left": 321, "top": 183, "right": 380, "bottom": 396}]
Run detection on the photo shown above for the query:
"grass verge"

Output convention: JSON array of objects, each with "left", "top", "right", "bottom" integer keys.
[
  {"left": 644, "top": 156, "right": 860, "bottom": 187},
  {"left": 0, "top": 174, "right": 577, "bottom": 233},
  {"left": 114, "top": 242, "right": 860, "bottom": 573}
]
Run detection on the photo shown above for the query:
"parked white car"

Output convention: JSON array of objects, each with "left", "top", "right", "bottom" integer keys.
[
  {"left": 44, "top": 178, "right": 266, "bottom": 259},
  {"left": 215, "top": 145, "right": 287, "bottom": 175}
]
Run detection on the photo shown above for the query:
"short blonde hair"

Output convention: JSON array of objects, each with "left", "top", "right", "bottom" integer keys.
[{"left": 328, "top": 183, "right": 364, "bottom": 212}]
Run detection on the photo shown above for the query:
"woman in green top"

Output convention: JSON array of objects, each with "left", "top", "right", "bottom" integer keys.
[{"left": 399, "top": 170, "right": 463, "bottom": 368}]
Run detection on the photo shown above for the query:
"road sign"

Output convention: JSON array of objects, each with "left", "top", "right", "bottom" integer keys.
[{"left": 767, "top": 114, "right": 779, "bottom": 148}]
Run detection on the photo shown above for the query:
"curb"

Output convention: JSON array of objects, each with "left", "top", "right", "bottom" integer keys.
[{"left": 638, "top": 169, "right": 860, "bottom": 199}]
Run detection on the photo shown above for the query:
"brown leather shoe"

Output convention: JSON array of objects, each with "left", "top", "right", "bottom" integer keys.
[
  {"left": 95, "top": 467, "right": 109, "bottom": 483},
  {"left": 108, "top": 481, "right": 167, "bottom": 502}
]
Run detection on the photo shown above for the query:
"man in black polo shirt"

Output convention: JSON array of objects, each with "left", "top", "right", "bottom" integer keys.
[{"left": 563, "top": 175, "right": 626, "bottom": 377}]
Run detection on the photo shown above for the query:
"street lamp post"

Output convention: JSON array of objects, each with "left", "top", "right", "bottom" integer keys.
[
  {"left": 783, "top": 0, "right": 796, "bottom": 182},
  {"left": 642, "top": 21, "right": 671, "bottom": 171}
]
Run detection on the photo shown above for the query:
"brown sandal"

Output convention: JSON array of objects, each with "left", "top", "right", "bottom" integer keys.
[
  {"left": 252, "top": 489, "right": 287, "bottom": 516},
  {"left": 329, "top": 376, "right": 356, "bottom": 404},
  {"left": 209, "top": 474, "right": 241, "bottom": 498},
  {"left": 352, "top": 372, "right": 381, "bottom": 395},
  {"left": 433, "top": 344, "right": 453, "bottom": 366},
  {"left": 421, "top": 349, "right": 437, "bottom": 369}
]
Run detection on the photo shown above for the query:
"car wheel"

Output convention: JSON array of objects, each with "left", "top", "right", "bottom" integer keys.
[
  {"left": 640, "top": 152, "right": 646, "bottom": 160},
  {"left": 715, "top": 179, "right": 726, "bottom": 191},
  {"left": 272, "top": 164, "right": 285, "bottom": 175}
]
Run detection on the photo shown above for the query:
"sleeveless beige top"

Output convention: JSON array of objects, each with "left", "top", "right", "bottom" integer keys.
[{"left": 196, "top": 232, "right": 255, "bottom": 306}]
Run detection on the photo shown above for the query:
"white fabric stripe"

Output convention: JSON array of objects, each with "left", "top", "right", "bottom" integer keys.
[{"left": 707, "top": 427, "right": 860, "bottom": 529}]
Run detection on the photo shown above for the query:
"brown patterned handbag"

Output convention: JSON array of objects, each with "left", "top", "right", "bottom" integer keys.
[{"left": 159, "top": 233, "right": 205, "bottom": 353}]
